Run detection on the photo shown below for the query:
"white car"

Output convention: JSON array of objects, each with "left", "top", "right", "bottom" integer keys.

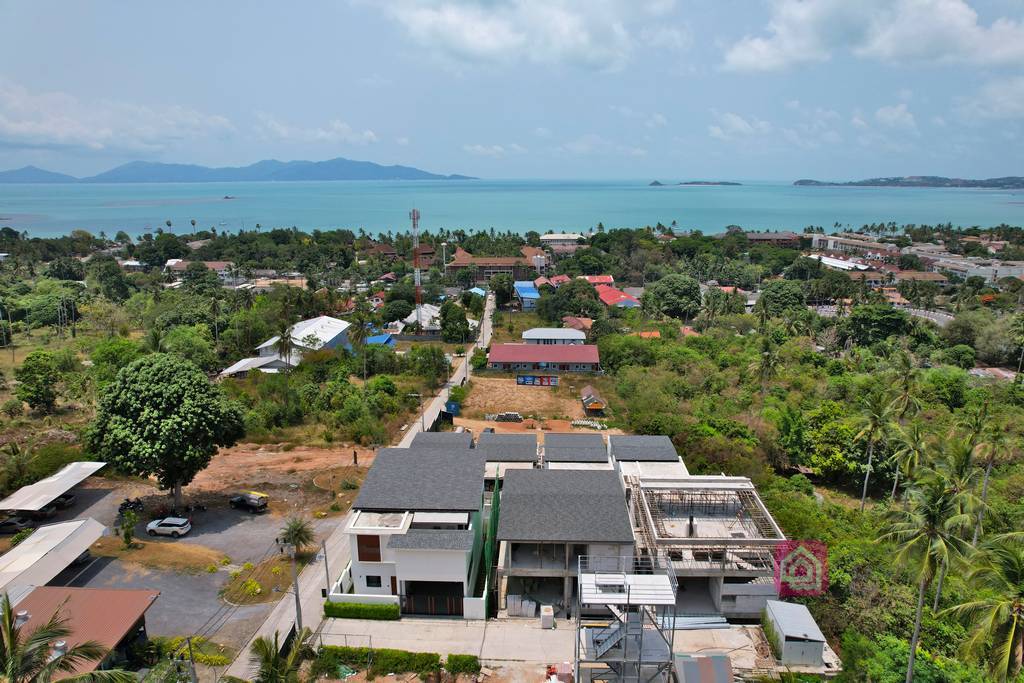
[{"left": 146, "top": 517, "right": 192, "bottom": 538}]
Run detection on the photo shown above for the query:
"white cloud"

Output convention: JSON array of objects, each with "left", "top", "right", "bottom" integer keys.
[
  {"left": 723, "top": 0, "right": 1024, "bottom": 71},
  {"left": 639, "top": 25, "right": 691, "bottom": 51},
  {"left": 958, "top": 76, "right": 1024, "bottom": 119},
  {"left": 462, "top": 142, "right": 526, "bottom": 157},
  {"left": 707, "top": 111, "right": 772, "bottom": 141},
  {"left": 875, "top": 103, "right": 916, "bottom": 130},
  {"left": 0, "top": 78, "right": 231, "bottom": 153},
  {"left": 646, "top": 112, "right": 668, "bottom": 128},
  {"left": 253, "top": 113, "right": 377, "bottom": 144},
  {"left": 375, "top": 0, "right": 682, "bottom": 70},
  {"left": 534, "top": 127, "right": 552, "bottom": 138},
  {"left": 556, "top": 133, "right": 646, "bottom": 156},
  {"left": 850, "top": 112, "right": 869, "bottom": 129},
  {"left": 396, "top": 136, "right": 410, "bottom": 146}
]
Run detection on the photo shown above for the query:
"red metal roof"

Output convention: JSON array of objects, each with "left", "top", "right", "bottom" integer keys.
[
  {"left": 594, "top": 284, "right": 639, "bottom": 307},
  {"left": 488, "top": 343, "right": 600, "bottom": 364},
  {"left": 549, "top": 274, "right": 572, "bottom": 286},
  {"left": 581, "top": 275, "right": 615, "bottom": 285},
  {"left": 17, "top": 587, "right": 159, "bottom": 677}
]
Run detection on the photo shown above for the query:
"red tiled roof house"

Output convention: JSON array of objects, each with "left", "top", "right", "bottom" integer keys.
[{"left": 487, "top": 343, "right": 601, "bottom": 373}]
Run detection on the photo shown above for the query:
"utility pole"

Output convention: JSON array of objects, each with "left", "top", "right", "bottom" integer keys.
[
  {"left": 185, "top": 637, "right": 199, "bottom": 683},
  {"left": 411, "top": 209, "right": 422, "bottom": 332},
  {"left": 322, "top": 539, "right": 331, "bottom": 595},
  {"left": 288, "top": 543, "right": 303, "bottom": 632}
]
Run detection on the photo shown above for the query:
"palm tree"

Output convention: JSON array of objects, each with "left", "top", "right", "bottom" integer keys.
[
  {"left": 1012, "top": 313, "right": 1024, "bottom": 374},
  {"left": 944, "top": 537, "right": 1024, "bottom": 681},
  {"left": 887, "top": 350, "right": 921, "bottom": 419},
  {"left": 926, "top": 436, "right": 983, "bottom": 609},
  {"left": 274, "top": 322, "right": 295, "bottom": 369},
  {"left": 881, "top": 478, "right": 973, "bottom": 683},
  {"left": 972, "top": 422, "right": 1014, "bottom": 546},
  {"left": 750, "top": 337, "right": 780, "bottom": 396},
  {"left": 889, "top": 421, "right": 929, "bottom": 500},
  {"left": 0, "top": 592, "right": 133, "bottom": 683},
  {"left": 249, "top": 627, "right": 315, "bottom": 683},
  {"left": 855, "top": 389, "right": 894, "bottom": 511},
  {"left": 165, "top": 219, "right": 172, "bottom": 234},
  {"left": 279, "top": 517, "right": 315, "bottom": 551},
  {"left": 142, "top": 327, "right": 166, "bottom": 353},
  {"left": 347, "top": 298, "right": 372, "bottom": 383}
]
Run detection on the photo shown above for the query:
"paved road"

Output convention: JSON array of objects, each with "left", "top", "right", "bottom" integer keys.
[
  {"left": 397, "top": 293, "right": 495, "bottom": 448},
  {"left": 223, "top": 515, "right": 352, "bottom": 679}
]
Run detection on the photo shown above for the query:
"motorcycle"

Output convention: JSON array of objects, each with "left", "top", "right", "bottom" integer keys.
[{"left": 118, "top": 498, "right": 144, "bottom": 513}]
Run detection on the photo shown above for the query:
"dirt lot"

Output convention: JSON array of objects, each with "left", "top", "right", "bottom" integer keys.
[
  {"left": 454, "top": 417, "right": 622, "bottom": 437},
  {"left": 458, "top": 377, "right": 588, "bottom": 420}
]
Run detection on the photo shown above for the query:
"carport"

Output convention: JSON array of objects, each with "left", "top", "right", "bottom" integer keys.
[
  {"left": 0, "top": 518, "right": 106, "bottom": 604},
  {"left": 0, "top": 462, "right": 106, "bottom": 512}
]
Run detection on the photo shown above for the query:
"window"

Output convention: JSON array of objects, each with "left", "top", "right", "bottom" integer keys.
[
  {"left": 357, "top": 534, "right": 381, "bottom": 562},
  {"left": 366, "top": 575, "right": 382, "bottom": 588}
]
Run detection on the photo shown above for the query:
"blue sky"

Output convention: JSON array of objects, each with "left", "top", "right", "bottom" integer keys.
[{"left": 2, "top": 0, "right": 1023, "bottom": 180}]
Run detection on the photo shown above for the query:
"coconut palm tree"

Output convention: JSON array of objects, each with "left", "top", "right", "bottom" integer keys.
[
  {"left": 887, "top": 350, "right": 922, "bottom": 419},
  {"left": 855, "top": 389, "right": 894, "bottom": 511},
  {"left": 347, "top": 298, "right": 372, "bottom": 383},
  {"left": 249, "top": 627, "right": 315, "bottom": 683},
  {"left": 889, "top": 421, "right": 929, "bottom": 500},
  {"left": 943, "top": 537, "right": 1024, "bottom": 681},
  {"left": 972, "top": 422, "right": 1014, "bottom": 546},
  {"left": 274, "top": 321, "right": 295, "bottom": 368},
  {"left": 750, "top": 337, "right": 780, "bottom": 396},
  {"left": 880, "top": 478, "right": 973, "bottom": 683},
  {"left": 142, "top": 327, "right": 166, "bottom": 353},
  {"left": 279, "top": 517, "right": 315, "bottom": 552},
  {"left": 0, "top": 592, "right": 133, "bottom": 683}
]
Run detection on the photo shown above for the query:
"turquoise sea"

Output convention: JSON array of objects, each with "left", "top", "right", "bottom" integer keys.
[{"left": 0, "top": 179, "right": 1022, "bottom": 238}]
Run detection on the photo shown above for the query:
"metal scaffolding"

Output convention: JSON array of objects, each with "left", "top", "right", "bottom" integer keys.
[{"left": 574, "top": 555, "right": 676, "bottom": 683}]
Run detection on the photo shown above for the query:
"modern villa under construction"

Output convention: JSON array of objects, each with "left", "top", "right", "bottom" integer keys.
[{"left": 626, "top": 476, "right": 786, "bottom": 618}]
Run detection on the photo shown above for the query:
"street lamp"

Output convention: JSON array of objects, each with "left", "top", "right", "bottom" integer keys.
[{"left": 279, "top": 541, "right": 303, "bottom": 632}]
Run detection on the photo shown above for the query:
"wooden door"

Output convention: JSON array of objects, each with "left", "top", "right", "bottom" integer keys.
[{"left": 390, "top": 576, "right": 398, "bottom": 595}]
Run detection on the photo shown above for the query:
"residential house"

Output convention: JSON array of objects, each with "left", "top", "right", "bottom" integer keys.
[
  {"left": 549, "top": 274, "right": 572, "bottom": 287},
  {"left": 542, "top": 433, "right": 611, "bottom": 470},
  {"left": 522, "top": 328, "right": 586, "bottom": 345},
  {"left": 513, "top": 281, "right": 541, "bottom": 310},
  {"left": 610, "top": 434, "right": 688, "bottom": 479},
  {"left": 595, "top": 284, "right": 640, "bottom": 308},
  {"left": 580, "top": 275, "right": 615, "bottom": 286},
  {"left": 366, "top": 333, "right": 396, "bottom": 348},
  {"left": 165, "top": 259, "right": 235, "bottom": 281},
  {"left": 487, "top": 344, "right": 600, "bottom": 373},
  {"left": 411, "top": 431, "right": 474, "bottom": 450},
  {"left": 365, "top": 243, "right": 399, "bottom": 261},
  {"left": 476, "top": 432, "right": 538, "bottom": 484},
  {"left": 496, "top": 469, "right": 635, "bottom": 616},
  {"left": 413, "top": 244, "right": 436, "bottom": 267},
  {"left": 386, "top": 303, "right": 478, "bottom": 337},
  {"left": 562, "top": 316, "right": 594, "bottom": 333},
  {"left": 15, "top": 587, "right": 159, "bottom": 677},
  {"left": 893, "top": 270, "right": 949, "bottom": 286},
  {"left": 220, "top": 315, "right": 351, "bottom": 377},
  {"left": 368, "top": 290, "right": 387, "bottom": 309},
  {"left": 335, "top": 447, "right": 486, "bottom": 618},
  {"left": 623, "top": 286, "right": 645, "bottom": 300}
]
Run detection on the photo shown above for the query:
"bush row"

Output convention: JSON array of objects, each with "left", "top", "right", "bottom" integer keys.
[
  {"left": 313, "top": 646, "right": 480, "bottom": 679},
  {"left": 323, "top": 600, "right": 400, "bottom": 620}
]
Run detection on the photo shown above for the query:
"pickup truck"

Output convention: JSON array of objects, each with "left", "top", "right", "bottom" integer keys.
[{"left": 229, "top": 492, "right": 269, "bottom": 513}]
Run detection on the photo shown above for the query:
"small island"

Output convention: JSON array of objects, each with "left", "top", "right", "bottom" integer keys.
[
  {"left": 649, "top": 180, "right": 742, "bottom": 186},
  {"left": 794, "top": 175, "right": 1024, "bottom": 189}
]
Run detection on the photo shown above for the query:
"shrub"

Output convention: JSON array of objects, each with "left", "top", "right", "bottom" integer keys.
[
  {"left": 1, "top": 398, "right": 22, "bottom": 418},
  {"left": 241, "top": 578, "right": 262, "bottom": 596},
  {"left": 323, "top": 601, "right": 400, "bottom": 620},
  {"left": 445, "top": 654, "right": 481, "bottom": 675},
  {"left": 314, "top": 645, "right": 440, "bottom": 679},
  {"left": 10, "top": 528, "right": 34, "bottom": 547}
]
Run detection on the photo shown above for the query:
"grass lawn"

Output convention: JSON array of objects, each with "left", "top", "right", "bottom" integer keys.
[
  {"left": 92, "top": 536, "right": 229, "bottom": 572},
  {"left": 489, "top": 310, "right": 546, "bottom": 344},
  {"left": 221, "top": 554, "right": 297, "bottom": 605}
]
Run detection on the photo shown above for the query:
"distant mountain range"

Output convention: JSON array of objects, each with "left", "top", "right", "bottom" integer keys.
[
  {"left": 794, "top": 176, "right": 1024, "bottom": 189},
  {"left": 0, "top": 158, "right": 475, "bottom": 184}
]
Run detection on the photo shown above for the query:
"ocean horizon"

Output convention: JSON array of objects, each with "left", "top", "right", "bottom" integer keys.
[{"left": 1, "top": 178, "right": 1022, "bottom": 238}]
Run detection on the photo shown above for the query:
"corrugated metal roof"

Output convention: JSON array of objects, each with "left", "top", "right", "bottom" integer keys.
[
  {"left": 766, "top": 600, "right": 826, "bottom": 642},
  {"left": 522, "top": 328, "right": 586, "bottom": 341},
  {"left": 256, "top": 315, "right": 351, "bottom": 351},
  {"left": 0, "top": 462, "right": 106, "bottom": 511},
  {"left": 0, "top": 518, "right": 106, "bottom": 604},
  {"left": 513, "top": 281, "right": 540, "bottom": 299},
  {"left": 16, "top": 586, "right": 159, "bottom": 675},
  {"left": 488, "top": 344, "right": 599, "bottom": 364}
]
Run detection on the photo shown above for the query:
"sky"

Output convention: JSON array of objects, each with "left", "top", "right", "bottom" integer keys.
[{"left": 2, "top": 0, "right": 1023, "bottom": 180}]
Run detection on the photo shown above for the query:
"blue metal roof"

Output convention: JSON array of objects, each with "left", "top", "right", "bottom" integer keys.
[
  {"left": 513, "top": 281, "right": 540, "bottom": 299},
  {"left": 468, "top": 287, "right": 486, "bottom": 297},
  {"left": 366, "top": 334, "right": 394, "bottom": 346}
]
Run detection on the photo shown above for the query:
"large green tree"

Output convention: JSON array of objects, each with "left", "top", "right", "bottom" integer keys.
[
  {"left": 14, "top": 350, "right": 60, "bottom": 414},
  {"left": 756, "top": 279, "right": 805, "bottom": 317},
  {"left": 641, "top": 274, "right": 701, "bottom": 320},
  {"left": 87, "top": 354, "right": 244, "bottom": 508},
  {"left": 439, "top": 301, "right": 470, "bottom": 343}
]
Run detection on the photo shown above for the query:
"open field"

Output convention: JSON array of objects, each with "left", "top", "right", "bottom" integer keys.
[
  {"left": 92, "top": 536, "right": 227, "bottom": 572},
  {"left": 488, "top": 311, "right": 546, "bottom": 344},
  {"left": 457, "top": 376, "right": 591, "bottom": 420}
]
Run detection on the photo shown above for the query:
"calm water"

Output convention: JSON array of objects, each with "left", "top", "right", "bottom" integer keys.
[{"left": 0, "top": 179, "right": 1022, "bottom": 238}]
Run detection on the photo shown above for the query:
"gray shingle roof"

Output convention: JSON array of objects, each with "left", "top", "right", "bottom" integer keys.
[
  {"left": 476, "top": 433, "right": 538, "bottom": 462},
  {"left": 609, "top": 435, "right": 679, "bottom": 462},
  {"left": 497, "top": 470, "right": 634, "bottom": 543},
  {"left": 387, "top": 529, "right": 475, "bottom": 551},
  {"left": 354, "top": 448, "right": 484, "bottom": 512},
  {"left": 543, "top": 433, "right": 608, "bottom": 463},
  {"left": 410, "top": 431, "right": 474, "bottom": 450}
]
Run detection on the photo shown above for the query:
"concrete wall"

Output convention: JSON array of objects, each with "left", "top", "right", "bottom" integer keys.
[
  {"left": 326, "top": 592, "right": 400, "bottom": 606},
  {"left": 717, "top": 579, "right": 779, "bottom": 618},
  {"left": 780, "top": 640, "right": 825, "bottom": 667},
  {"left": 394, "top": 550, "right": 471, "bottom": 594},
  {"left": 463, "top": 596, "right": 487, "bottom": 619}
]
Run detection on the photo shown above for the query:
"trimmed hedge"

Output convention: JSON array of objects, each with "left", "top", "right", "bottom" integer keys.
[
  {"left": 445, "top": 654, "right": 481, "bottom": 675},
  {"left": 313, "top": 646, "right": 440, "bottom": 679},
  {"left": 323, "top": 601, "right": 400, "bottom": 620}
]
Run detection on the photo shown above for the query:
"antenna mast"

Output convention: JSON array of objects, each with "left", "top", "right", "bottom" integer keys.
[{"left": 410, "top": 209, "right": 422, "bottom": 331}]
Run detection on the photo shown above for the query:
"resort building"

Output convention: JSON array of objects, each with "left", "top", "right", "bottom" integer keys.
[
  {"left": 744, "top": 231, "right": 802, "bottom": 248},
  {"left": 810, "top": 234, "right": 898, "bottom": 257},
  {"left": 445, "top": 246, "right": 544, "bottom": 282}
]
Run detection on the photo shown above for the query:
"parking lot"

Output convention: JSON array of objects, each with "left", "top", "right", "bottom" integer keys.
[{"left": 36, "top": 473, "right": 344, "bottom": 650}]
